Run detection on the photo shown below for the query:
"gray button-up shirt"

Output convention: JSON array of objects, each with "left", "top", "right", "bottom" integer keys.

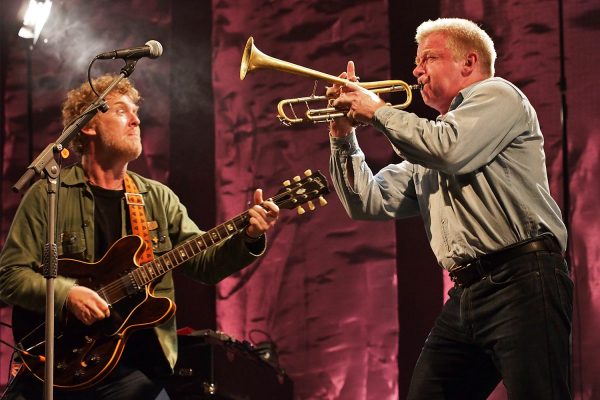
[{"left": 329, "top": 77, "right": 567, "bottom": 270}]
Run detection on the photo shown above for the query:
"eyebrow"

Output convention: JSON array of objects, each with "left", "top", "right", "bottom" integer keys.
[
  {"left": 112, "top": 101, "right": 139, "bottom": 112},
  {"left": 414, "top": 50, "right": 435, "bottom": 65}
]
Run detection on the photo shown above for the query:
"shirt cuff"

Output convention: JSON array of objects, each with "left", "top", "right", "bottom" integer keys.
[
  {"left": 243, "top": 233, "right": 266, "bottom": 255},
  {"left": 372, "top": 105, "right": 398, "bottom": 132},
  {"left": 330, "top": 130, "right": 359, "bottom": 155}
]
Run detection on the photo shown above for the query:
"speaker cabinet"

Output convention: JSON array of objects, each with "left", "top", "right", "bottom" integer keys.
[{"left": 164, "top": 330, "right": 293, "bottom": 400}]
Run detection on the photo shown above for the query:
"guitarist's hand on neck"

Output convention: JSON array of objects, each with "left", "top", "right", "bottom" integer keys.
[
  {"left": 67, "top": 285, "right": 111, "bottom": 326},
  {"left": 245, "top": 188, "right": 280, "bottom": 240}
]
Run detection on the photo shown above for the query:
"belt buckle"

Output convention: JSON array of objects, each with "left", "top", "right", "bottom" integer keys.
[
  {"left": 451, "top": 259, "right": 486, "bottom": 288},
  {"left": 450, "top": 263, "right": 470, "bottom": 287}
]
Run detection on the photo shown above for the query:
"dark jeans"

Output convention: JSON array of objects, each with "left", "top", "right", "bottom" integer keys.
[
  {"left": 408, "top": 250, "right": 573, "bottom": 400},
  {"left": 1, "top": 365, "right": 170, "bottom": 400}
]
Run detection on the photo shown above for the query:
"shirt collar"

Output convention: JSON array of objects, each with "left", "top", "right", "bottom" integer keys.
[
  {"left": 448, "top": 77, "right": 495, "bottom": 112},
  {"left": 60, "top": 163, "right": 148, "bottom": 193}
]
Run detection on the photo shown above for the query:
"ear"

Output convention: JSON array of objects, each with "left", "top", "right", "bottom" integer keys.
[
  {"left": 80, "top": 124, "right": 97, "bottom": 137},
  {"left": 463, "top": 52, "right": 478, "bottom": 75}
]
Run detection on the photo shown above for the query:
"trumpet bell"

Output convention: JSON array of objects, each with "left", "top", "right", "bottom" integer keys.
[
  {"left": 240, "top": 36, "right": 352, "bottom": 85},
  {"left": 240, "top": 37, "right": 256, "bottom": 80}
]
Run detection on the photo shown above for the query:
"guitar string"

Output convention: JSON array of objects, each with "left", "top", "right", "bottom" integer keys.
[
  {"left": 98, "top": 182, "right": 321, "bottom": 300},
  {"left": 97, "top": 213, "right": 249, "bottom": 301},
  {"left": 97, "top": 184, "right": 317, "bottom": 301}
]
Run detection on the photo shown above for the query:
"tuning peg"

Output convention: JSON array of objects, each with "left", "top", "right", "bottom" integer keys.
[
  {"left": 297, "top": 206, "right": 306, "bottom": 215},
  {"left": 308, "top": 201, "right": 315, "bottom": 211},
  {"left": 304, "top": 169, "right": 312, "bottom": 177},
  {"left": 283, "top": 180, "right": 291, "bottom": 187},
  {"left": 293, "top": 175, "right": 301, "bottom": 182},
  {"left": 319, "top": 196, "right": 328, "bottom": 206}
]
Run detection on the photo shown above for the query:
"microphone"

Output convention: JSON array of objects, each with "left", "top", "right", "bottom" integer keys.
[{"left": 96, "top": 40, "right": 163, "bottom": 60}]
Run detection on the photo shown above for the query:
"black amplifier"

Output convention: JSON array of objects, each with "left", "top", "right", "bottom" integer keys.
[{"left": 164, "top": 330, "right": 293, "bottom": 400}]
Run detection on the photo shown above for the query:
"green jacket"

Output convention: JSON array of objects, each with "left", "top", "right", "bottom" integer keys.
[{"left": 0, "top": 164, "right": 265, "bottom": 370}]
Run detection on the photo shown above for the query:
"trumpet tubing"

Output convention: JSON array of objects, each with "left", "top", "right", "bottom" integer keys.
[{"left": 241, "top": 36, "right": 420, "bottom": 125}]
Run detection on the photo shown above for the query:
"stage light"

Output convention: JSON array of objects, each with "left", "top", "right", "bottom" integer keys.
[{"left": 18, "top": 0, "right": 53, "bottom": 44}]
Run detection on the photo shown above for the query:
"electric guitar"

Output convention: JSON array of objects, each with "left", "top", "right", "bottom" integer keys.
[{"left": 12, "top": 170, "right": 329, "bottom": 390}]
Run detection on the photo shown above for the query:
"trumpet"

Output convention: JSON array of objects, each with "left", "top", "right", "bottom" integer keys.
[{"left": 240, "top": 37, "right": 421, "bottom": 125}]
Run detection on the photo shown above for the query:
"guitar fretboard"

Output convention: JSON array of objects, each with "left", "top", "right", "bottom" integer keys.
[
  {"left": 133, "top": 211, "right": 251, "bottom": 287},
  {"left": 98, "top": 170, "right": 328, "bottom": 305}
]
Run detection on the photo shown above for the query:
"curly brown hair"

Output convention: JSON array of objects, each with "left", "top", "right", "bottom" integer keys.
[{"left": 62, "top": 74, "right": 141, "bottom": 155}]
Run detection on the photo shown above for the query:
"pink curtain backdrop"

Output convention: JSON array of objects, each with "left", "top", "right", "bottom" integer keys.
[
  {"left": 1, "top": 0, "right": 599, "bottom": 398},
  {"left": 562, "top": 0, "right": 600, "bottom": 397},
  {"left": 210, "top": 1, "right": 399, "bottom": 398}
]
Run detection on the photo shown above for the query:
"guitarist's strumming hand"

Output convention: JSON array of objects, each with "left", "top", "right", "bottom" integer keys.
[
  {"left": 245, "top": 188, "right": 279, "bottom": 240},
  {"left": 66, "top": 285, "right": 111, "bottom": 326}
]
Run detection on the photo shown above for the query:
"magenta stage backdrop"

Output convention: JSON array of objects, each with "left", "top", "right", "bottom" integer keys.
[
  {"left": 211, "top": 1, "right": 399, "bottom": 398},
  {"left": 1, "top": 0, "right": 599, "bottom": 399}
]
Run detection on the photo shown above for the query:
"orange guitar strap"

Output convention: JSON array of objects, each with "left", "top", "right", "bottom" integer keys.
[{"left": 123, "top": 174, "right": 154, "bottom": 264}]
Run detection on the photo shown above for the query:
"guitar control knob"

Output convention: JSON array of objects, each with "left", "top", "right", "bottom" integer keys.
[
  {"left": 87, "top": 354, "right": 101, "bottom": 365},
  {"left": 283, "top": 180, "right": 291, "bottom": 187},
  {"left": 297, "top": 206, "right": 306, "bottom": 215},
  {"left": 293, "top": 175, "right": 301, "bottom": 182},
  {"left": 304, "top": 169, "right": 312, "bottom": 176},
  {"left": 319, "top": 196, "right": 328, "bottom": 206},
  {"left": 308, "top": 201, "right": 315, "bottom": 211}
]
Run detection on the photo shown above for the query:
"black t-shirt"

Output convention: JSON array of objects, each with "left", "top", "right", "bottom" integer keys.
[
  {"left": 89, "top": 184, "right": 125, "bottom": 260},
  {"left": 89, "top": 184, "right": 169, "bottom": 377}
]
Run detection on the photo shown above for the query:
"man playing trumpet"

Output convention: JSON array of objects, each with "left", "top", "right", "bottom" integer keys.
[{"left": 327, "top": 18, "right": 571, "bottom": 399}]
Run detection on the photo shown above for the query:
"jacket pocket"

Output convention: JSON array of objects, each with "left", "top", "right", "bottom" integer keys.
[
  {"left": 150, "top": 229, "right": 173, "bottom": 254},
  {"left": 58, "top": 229, "right": 86, "bottom": 258}
]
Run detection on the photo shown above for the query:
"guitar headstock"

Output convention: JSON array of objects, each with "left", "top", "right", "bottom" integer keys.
[{"left": 273, "top": 170, "right": 330, "bottom": 214}]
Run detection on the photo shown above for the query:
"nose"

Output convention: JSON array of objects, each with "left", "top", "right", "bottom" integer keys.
[
  {"left": 413, "top": 63, "right": 423, "bottom": 79},
  {"left": 129, "top": 112, "right": 140, "bottom": 126}
]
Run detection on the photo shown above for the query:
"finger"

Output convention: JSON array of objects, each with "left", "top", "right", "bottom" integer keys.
[
  {"left": 253, "top": 188, "right": 264, "bottom": 206},
  {"left": 326, "top": 85, "right": 342, "bottom": 100},
  {"left": 261, "top": 199, "right": 279, "bottom": 215},
  {"left": 89, "top": 304, "right": 107, "bottom": 320},
  {"left": 78, "top": 310, "right": 92, "bottom": 325},
  {"left": 247, "top": 216, "right": 268, "bottom": 237},
  {"left": 347, "top": 61, "right": 356, "bottom": 81},
  {"left": 332, "top": 93, "right": 347, "bottom": 108},
  {"left": 249, "top": 205, "right": 269, "bottom": 222}
]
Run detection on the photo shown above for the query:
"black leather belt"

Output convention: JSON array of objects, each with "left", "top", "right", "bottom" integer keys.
[{"left": 449, "top": 234, "right": 563, "bottom": 288}]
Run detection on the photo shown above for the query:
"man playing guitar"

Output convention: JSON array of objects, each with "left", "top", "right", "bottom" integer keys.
[{"left": 0, "top": 74, "right": 279, "bottom": 399}]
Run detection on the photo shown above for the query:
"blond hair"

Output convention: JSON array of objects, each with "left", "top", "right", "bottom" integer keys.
[
  {"left": 416, "top": 18, "right": 496, "bottom": 77},
  {"left": 61, "top": 75, "right": 141, "bottom": 155}
]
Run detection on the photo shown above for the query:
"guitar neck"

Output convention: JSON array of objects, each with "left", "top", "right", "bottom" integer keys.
[
  {"left": 104, "top": 170, "right": 328, "bottom": 302},
  {"left": 131, "top": 211, "right": 251, "bottom": 288}
]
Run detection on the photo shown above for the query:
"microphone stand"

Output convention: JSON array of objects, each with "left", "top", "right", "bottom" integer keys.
[{"left": 12, "top": 59, "right": 138, "bottom": 400}]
